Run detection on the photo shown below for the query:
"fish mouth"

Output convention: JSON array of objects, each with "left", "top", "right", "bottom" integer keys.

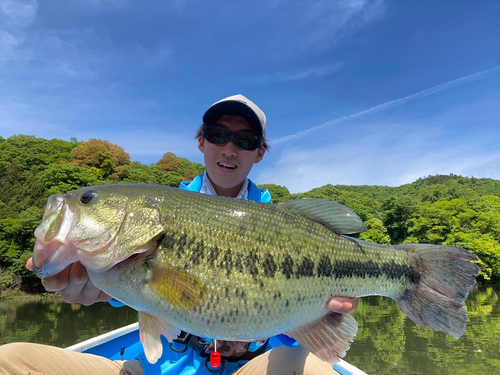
[
  {"left": 33, "top": 239, "right": 79, "bottom": 279},
  {"left": 32, "top": 195, "right": 80, "bottom": 279}
]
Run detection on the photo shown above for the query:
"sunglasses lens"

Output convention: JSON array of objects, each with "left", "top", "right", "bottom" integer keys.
[
  {"left": 204, "top": 127, "right": 231, "bottom": 144},
  {"left": 234, "top": 133, "right": 261, "bottom": 150},
  {"left": 204, "top": 125, "right": 262, "bottom": 150}
]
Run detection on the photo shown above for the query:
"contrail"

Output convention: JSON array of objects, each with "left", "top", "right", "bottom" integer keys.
[{"left": 271, "top": 66, "right": 500, "bottom": 145}]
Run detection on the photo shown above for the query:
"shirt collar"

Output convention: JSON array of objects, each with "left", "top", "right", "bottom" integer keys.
[{"left": 201, "top": 172, "right": 249, "bottom": 199}]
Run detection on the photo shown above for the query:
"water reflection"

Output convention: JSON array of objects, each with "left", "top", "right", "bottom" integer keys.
[
  {"left": 1, "top": 286, "right": 499, "bottom": 374},
  {"left": 346, "top": 285, "right": 500, "bottom": 374},
  {"left": 0, "top": 296, "right": 137, "bottom": 348}
]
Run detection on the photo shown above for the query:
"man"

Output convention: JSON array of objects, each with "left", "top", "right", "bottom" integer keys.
[{"left": 0, "top": 95, "right": 357, "bottom": 374}]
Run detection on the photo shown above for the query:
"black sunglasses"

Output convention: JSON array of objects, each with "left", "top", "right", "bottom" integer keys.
[{"left": 202, "top": 125, "right": 263, "bottom": 151}]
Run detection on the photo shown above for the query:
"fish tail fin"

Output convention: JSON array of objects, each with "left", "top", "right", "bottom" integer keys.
[
  {"left": 394, "top": 244, "right": 479, "bottom": 338},
  {"left": 287, "top": 312, "right": 358, "bottom": 363}
]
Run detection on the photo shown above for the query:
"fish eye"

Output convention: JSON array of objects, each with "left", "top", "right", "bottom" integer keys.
[{"left": 80, "top": 190, "right": 97, "bottom": 204}]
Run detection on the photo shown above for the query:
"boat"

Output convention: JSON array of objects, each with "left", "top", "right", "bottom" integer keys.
[{"left": 66, "top": 323, "right": 367, "bottom": 375}]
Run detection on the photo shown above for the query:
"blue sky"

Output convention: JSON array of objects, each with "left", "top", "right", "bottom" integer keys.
[{"left": 1, "top": 0, "right": 499, "bottom": 193}]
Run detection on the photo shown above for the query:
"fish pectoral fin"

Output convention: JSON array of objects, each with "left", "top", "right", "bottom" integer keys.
[
  {"left": 139, "top": 312, "right": 181, "bottom": 364},
  {"left": 148, "top": 262, "right": 205, "bottom": 311},
  {"left": 286, "top": 312, "right": 358, "bottom": 363},
  {"left": 280, "top": 199, "right": 367, "bottom": 234}
]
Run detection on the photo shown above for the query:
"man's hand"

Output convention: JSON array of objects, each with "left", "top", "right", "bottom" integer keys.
[
  {"left": 26, "top": 257, "right": 111, "bottom": 306},
  {"left": 326, "top": 296, "right": 358, "bottom": 314}
]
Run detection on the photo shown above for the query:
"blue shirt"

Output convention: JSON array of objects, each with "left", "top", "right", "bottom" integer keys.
[{"left": 179, "top": 175, "right": 272, "bottom": 203}]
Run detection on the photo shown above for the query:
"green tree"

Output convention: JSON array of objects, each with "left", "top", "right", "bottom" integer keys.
[
  {"left": 159, "top": 152, "right": 181, "bottom": 172},
  {"left": 382, "top": 196, "right": 416, "bottom": 244},
  {"left": 420, "top": 184, "right": 450, "bottom": 203},
  {"left": 34, "top": 163, "right": 99, "bottom": 196},
  {"left": 71, "top": 139, "right": 131, "bottom": 180},
  {"left": 359, "top": 218, "right": 391, "bottom": 244},
  {"left": 121, "top": 162, "right": 162, "bottom": 184},
  {"left": 258, "top": 184, "right": 291, "bottom": 202}
]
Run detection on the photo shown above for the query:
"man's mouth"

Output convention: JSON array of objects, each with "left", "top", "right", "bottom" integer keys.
[{"left": 217, "top": 162, "right": 237, "bottom": 170}]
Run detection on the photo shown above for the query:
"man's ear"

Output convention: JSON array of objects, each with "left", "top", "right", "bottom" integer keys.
[
  {"left": 197, "top": 136, "right": 205, "bottom": 153},
  {"left": 254, "top": 147, "right": 266, "bottom": 164}
]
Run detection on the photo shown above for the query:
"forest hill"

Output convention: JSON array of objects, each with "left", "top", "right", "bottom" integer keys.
[{"left": 1, "top": 135, "right": 499, "bottom": 296}]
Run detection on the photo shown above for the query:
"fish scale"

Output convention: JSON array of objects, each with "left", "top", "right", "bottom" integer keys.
[{"left": 32, "top": 184, "right": 479, "bottom": 364}]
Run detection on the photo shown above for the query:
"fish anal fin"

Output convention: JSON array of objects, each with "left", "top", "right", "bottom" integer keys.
[
  {"left": 139, "top": 312, "right": 181, "bottom": 364},
  {"left": 286, "top": 312, "right": 358, "bottom": 363},
  {"left": 280, "top": 199, "right": 367, "bottom": 234},
  {"left": 148, "top": 262, "right": 205, "bottom": 310}
]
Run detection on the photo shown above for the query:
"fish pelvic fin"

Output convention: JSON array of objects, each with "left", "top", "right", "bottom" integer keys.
[
  {"left": 280, "top": 198, "right": 367, "bottom": 234},
  {"left": 286, "top": 312, "right": 358, "bottom": 363},
  {"left": 139, "top": 312, "right": 181, "bottom": 364},
  {"left": 395, "top": 244, "right": 480, "bottom": 339},
  {"left": 148, "top": 261, "right": 205, "bottom": 310}
]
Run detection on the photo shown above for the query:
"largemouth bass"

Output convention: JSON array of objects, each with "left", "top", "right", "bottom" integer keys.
[{"left": 32, "top": 184, "right": 479, "bottom": 364}]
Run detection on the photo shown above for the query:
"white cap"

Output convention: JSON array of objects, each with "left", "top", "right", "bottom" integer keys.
[{"left": 203, "top": 94, "right": 266, "bottom": 138}]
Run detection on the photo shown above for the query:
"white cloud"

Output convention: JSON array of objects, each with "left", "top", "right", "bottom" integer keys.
[
  {"left": 87, "top": 0, "right": 127, "bottom": 8},
  {"left": 0, "top": 0, "right": 38, "bottom": 28},
  {"left": 256, "top": 120, "right": 500, "bottom": 193},
  {"left": 295, "top": 0, "right": 386, "bottom": 52},
  {"left": 0, "top": 0, "right": 38, "bottom": 64},
  {"left": 248, "top": 63, "right": 343, "bottom": 84},
  {"left": 271, "top": 66, "right": 500, "bottom": 146},
  {"left": 0, "top": 30, "right": 20, "bottom": 61}
]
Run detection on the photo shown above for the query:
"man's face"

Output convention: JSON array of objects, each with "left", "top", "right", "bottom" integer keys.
[{"left": 198, "top": 114, "right": 265, "bottom": 197}]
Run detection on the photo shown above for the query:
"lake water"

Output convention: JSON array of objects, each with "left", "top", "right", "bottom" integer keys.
[{"left": 1, "top": 285, "right": 499, "bottom": 374}]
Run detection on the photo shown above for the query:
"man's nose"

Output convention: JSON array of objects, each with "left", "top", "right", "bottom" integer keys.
[{"left": 220, "top": 140, "right": 238, "bottom": 157}]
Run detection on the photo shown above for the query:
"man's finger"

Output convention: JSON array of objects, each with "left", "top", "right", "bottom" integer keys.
[
  {"left": 26, "top": 257, "right": 34, "bottom": 271},
  {"left": 41, "top": 266, "right": 72, "bottom": 292},
  {"left": 326, "top": 297, "right": 359, "bottom": 314}
]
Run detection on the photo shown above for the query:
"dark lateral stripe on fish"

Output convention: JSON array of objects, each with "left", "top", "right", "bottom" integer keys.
[
  {"left": 330, "top": 259, "right": 420, "bottom": 282},
  {"left": 207, "top": 245, "right": 219, "bottom": 266},
  {"left": 175, "top": 233, "right": 188, "bottom": 257},
  {"left": 262, "top": 253, "right": 277, "bottom": 277},
  {"left": 281, "top": 254, "right": 294, "bottom": 279},
  {"left": 222, "top": 249, "right": 233, "bottom": 276},
  {"left": 278, "top": 254, "right": 419, "bottom": 282},
  {"left": 165, "top": 237, "right": 419, "bottom": 284},
  {"left": 297, "top": 256, "right": 315, "bottom": 277},
  {"left": 190, "top": 239, "right": 205, "bottom": 265},
  {"left": 244, "top": 250, "right": 259, "bottom": 277}
]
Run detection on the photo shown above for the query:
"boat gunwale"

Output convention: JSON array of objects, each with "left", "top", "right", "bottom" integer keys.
[{"left": 65, "top": 322, "right": 139, "bottom": 353}]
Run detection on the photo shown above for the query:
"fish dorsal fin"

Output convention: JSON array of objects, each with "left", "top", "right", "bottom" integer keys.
[
  {"left": 139, "top": 312, "right": 181, "bottom": 364},
  {"left": 280, "top": 199, "right": 367, "bottom": 234},
  {"left": 286, "top": 312, "right": 358, "bottom": 363},
  {"left": 147, "top": 261, "right": 205, "bottom": 311}
]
